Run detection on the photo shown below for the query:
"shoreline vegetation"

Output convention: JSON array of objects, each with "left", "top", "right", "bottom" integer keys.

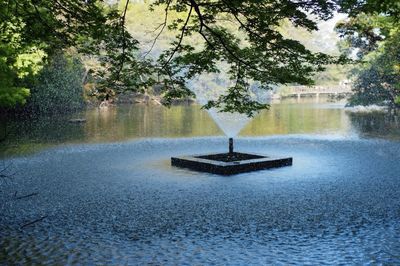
[{"left": 4, "top": 91, "right": 398, "bottom": 121}]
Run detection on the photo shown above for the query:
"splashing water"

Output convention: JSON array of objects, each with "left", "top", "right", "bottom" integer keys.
[
  {"left": 188, "top": 71, "right": 258, "bottom": 137},
  {"left": 206, "top": 108, "right": 251, "bottom": 137}
]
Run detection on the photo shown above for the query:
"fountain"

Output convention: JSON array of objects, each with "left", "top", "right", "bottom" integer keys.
[
  {"left": 171, "top": 74, "right": 292, "bottom": 175},
  {"left": 171, "top": 137, "right": 292, "bottom": 175}
]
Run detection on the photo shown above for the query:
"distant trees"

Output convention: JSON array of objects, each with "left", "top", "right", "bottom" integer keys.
[
  {"left": 347, "top": 30, "right": 400, "bottom": 107},
  {"left": 336, "top": 0, "right": 400, "bottom": 108}
]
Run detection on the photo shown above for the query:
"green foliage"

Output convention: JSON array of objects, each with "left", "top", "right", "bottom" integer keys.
[
  {"left": 395, "top": 96, "right": 400, "bottom": 105},
  {"left": 348, "top": 28, "right": 400, "bottom": 107},
  {"left": 336, "top": 1, "right": 400, "bottom": 107},
  {"left": 77, "top": 2, "right": 153, "bottom": 98},
  {"left": 0, "top": 16, "right": 45, "bottom": 108},
  {"left": 338, "top": 0, "right": 400, "bottom": 18},
  {"left": 335, "top": 13, "right": 393, "bottom": 58},
  {"left": 27, "top": 53, "right": 85, "bottom": 114},
  {"left": 0, "top": 0, "right": 143, "bottom": 110},
  {"left": 1, "top": 0, "right": 361, "bottom": 115},
  {"left": 0, "top": 87, "right": 30, "bottom": 109},
  {"left": 313, "top": 65, "right": 351, "bottom": 86}
]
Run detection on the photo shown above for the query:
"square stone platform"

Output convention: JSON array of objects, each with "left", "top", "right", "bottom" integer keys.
[{"left": 171, "top": 152, "right": 292, "bottom": 175}]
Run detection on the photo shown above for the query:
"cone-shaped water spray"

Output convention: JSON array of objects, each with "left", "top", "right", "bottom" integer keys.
[
  {"left": 188, "top": 72, "right": 254, "bottom": 137},
  {"left": 206, "top": 108, "right": 250, "bottom": 137}
]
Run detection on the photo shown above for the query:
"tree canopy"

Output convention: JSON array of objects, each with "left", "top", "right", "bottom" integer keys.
[{"left": 2, "top": 0, "right": 396, "bottom": 115}]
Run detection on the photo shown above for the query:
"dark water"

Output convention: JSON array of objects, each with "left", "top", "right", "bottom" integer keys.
[
  {"left": 1, "top": 98, "right": 399, "bottom": 157},
  {"left": 1, "top": 137, "right": 400, "bottom": 264}
]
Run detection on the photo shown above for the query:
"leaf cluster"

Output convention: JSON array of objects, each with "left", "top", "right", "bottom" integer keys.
[{"left": 336, "top": 0, "right": 400, "bottom": 107}]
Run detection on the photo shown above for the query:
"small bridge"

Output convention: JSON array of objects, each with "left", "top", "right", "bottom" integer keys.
[{"left": 279, "top": 85, "right": 352, "bottom": 99}]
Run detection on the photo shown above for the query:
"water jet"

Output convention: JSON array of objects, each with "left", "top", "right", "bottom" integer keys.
[
  {"left": 171, "top": 138, "right": 292, "bottom": 175},
  {"left": 229, "top": 137, "right": 234, "bottom": 153}
]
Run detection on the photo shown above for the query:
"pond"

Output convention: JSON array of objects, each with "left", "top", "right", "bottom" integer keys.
[
  {"left": 1, "top": 97, "right": 399, "bottom": 157},
  {"left": 1, "top": 97, "right": 400, "bottom": 264}
]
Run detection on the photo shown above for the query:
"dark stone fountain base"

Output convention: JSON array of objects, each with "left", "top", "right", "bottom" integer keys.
[{"left": 171, "top": 152, "right": 292, "bottom": 175}]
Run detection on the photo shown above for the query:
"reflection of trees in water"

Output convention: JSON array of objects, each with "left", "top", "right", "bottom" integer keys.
[
  {"left": 83, "top": 105, "right": 221, "bottom": 142},
  {"left": 0, "top": 114, "right": 7, "bottom": 143},
  {"left": 84, "top": 107, "right": 119, "bottom": 141},
  {"left": 348, "top": 112, "right": 400, "bottom": 138},
  {"left": 7, "top": 115, "right": 86, "bottom": 143},
  {"left": 3, "top": 104, "right": 400, "bottom": 157},
  {"left": 0, "top": 114, "right": 87, "bottom": 157},
  {"left": 242, "top": 103, "right": 349, "bottom": 136}
]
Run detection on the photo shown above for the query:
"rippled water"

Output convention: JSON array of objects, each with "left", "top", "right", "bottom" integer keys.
[
  {"left": 1, "top": 137, "right": 400, "bottom": 264},
  {"left": 1, "top": 98, "right": 400, "bottom": 264}
]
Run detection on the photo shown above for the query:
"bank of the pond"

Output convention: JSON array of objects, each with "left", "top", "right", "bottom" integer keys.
[{"left": 1, "top": 137, "right": 400, "bottom": 264}]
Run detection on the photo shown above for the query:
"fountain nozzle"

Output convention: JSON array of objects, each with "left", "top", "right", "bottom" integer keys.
[{"left": 229, "top": 138, "right": 234, "bottom": 154}]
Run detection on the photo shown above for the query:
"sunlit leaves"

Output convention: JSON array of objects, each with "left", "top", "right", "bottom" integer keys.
[
  {"left": 14, "top": 48, "right": 46, "bottom": 78},
  {"left": 338, "top": 0, "right": 400, "bottom": 18},
  {"left": 0, "top": 16, "right": 44, "bottom": 108},
  {"left": 0, "top": 87, "right": 30, "bottom": 108}
]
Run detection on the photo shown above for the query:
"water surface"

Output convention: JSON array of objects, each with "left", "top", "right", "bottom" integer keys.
[
  {"left": 1, "top": 97, "right": 399, "bottom": 157},
  {"left": 1, "top": 137, "right": 400, "bottom": 264},
  {"left": 1, "top": 97, "right": 400, "bottom": 264}
]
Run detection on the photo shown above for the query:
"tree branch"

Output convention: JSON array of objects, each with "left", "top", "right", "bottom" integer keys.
[
  {"left": 143, "top": 0, "right": 172, "bottom": 58},
  {"left": 162, "top": 4, "right": 193, "bottom": 69},
  {"left": 189, "top": 0, "right": 259, "bottom": 72},
  {"left": 115, "top": 0, "right": 130, "bottom": 81}
]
